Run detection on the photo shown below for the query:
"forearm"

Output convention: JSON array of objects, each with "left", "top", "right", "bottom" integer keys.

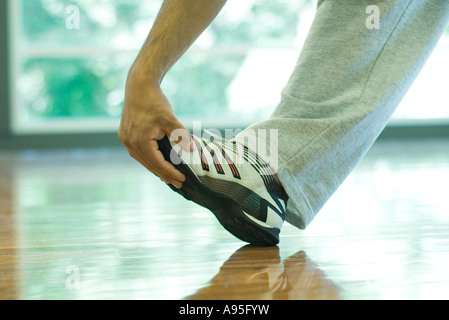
[{"left": 132, "top": 0, "right": 227, "bottom": 85}]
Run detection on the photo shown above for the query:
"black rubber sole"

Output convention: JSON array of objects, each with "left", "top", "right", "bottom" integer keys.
[{"left": 158, "top": 137, "right": 280, "bottom": 246}]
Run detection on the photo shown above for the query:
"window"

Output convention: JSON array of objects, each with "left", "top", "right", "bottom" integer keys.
[
  {"left": 8, "top": 0, "right": 449, "bottom": 134},
  {"left": 391, "top": 35, "right": 449, "bottom": 125}
]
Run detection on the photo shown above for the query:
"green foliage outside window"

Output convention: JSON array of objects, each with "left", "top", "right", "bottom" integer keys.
[{"left": 18, "top": 0, "right": 314, "bottom": 122}]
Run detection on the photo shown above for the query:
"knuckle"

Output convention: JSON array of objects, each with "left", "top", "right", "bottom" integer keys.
[
  {"left": 118, "top": 131, "right": 133, "bottom": 147},
  {"left": 118, "top": 131, "right": 126, "bottom": 144}
]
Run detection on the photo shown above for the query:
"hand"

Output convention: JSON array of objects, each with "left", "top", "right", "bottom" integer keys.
[{"left": 118, "top": 66, "right": 192, "bottom": 189}]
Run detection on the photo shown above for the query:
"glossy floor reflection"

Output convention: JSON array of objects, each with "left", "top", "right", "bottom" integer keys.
[
  {"left": 0, "top": 139, "right": 449, "bottom": 300},
  {"left": 186, "top": 246, "right": 341, "bottom": 300}
]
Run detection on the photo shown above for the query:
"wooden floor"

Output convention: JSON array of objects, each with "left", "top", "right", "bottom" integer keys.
[{"left": 1, "top": 140, "right": 449, "bottom": 300}]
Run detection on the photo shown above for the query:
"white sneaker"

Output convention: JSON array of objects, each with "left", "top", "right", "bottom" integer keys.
[{"left": 158, "top": 134, "right": 288, "bottom": 246}]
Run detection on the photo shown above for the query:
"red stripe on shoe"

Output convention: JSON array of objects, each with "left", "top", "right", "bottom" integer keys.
[
  {"left": 211, "top": 141, "right": 241, "bottom": 180},
  {"left": 203, "top": 140, "right": 225, "bottom": 175},
  {"left": 191, "top": 136, "right": 209, "bottom": 171}
]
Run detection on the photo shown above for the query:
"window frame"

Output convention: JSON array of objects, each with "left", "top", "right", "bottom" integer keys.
[{"left": 8, "top": 0, "right": 125, "bottom": 135}]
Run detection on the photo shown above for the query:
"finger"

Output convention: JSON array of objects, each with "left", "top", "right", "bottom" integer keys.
[
  {"left": 165, "top": 121, "right": 195, "bottom": 152},
  {"left": 128, "top": 132, "right": 185, "bottom": 183},
  {"left": 160, "top": 177, "right": 183, "bottom": 189},
  {"left": 131, "top": 134, "right": 185, "bottom": 182},
  {"left": 146, "top": 140, "right": 186, "bottom": 182},
  {"left": 131, "top": 147, "right": 184, "bottom": 188}
]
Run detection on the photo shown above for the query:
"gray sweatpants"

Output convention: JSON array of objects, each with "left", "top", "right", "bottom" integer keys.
[{"left": 237, "top": 0, "right": 449, "bottom": 229}]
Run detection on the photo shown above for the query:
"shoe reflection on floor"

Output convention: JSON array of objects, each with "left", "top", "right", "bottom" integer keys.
[{"left": 186, "top": 245, "right": 342, "bottom": 300}]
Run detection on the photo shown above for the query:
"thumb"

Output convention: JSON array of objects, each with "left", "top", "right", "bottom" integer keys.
[{"left": 166, "top": 120, "right": 194, "bottom": 152}]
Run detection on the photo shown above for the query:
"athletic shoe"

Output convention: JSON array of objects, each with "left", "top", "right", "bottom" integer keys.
[{"left": 157, "top": 133, "right": 288, "bottom": 246}]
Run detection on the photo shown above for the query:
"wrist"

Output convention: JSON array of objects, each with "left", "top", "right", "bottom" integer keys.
[{"left": 128, "top": 57, "right": 165, "bottom": 88}]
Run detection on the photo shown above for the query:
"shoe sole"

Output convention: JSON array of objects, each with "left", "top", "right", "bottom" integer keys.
[{"left": 158, "top": 137, "right": 280, "bottom": 246}]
